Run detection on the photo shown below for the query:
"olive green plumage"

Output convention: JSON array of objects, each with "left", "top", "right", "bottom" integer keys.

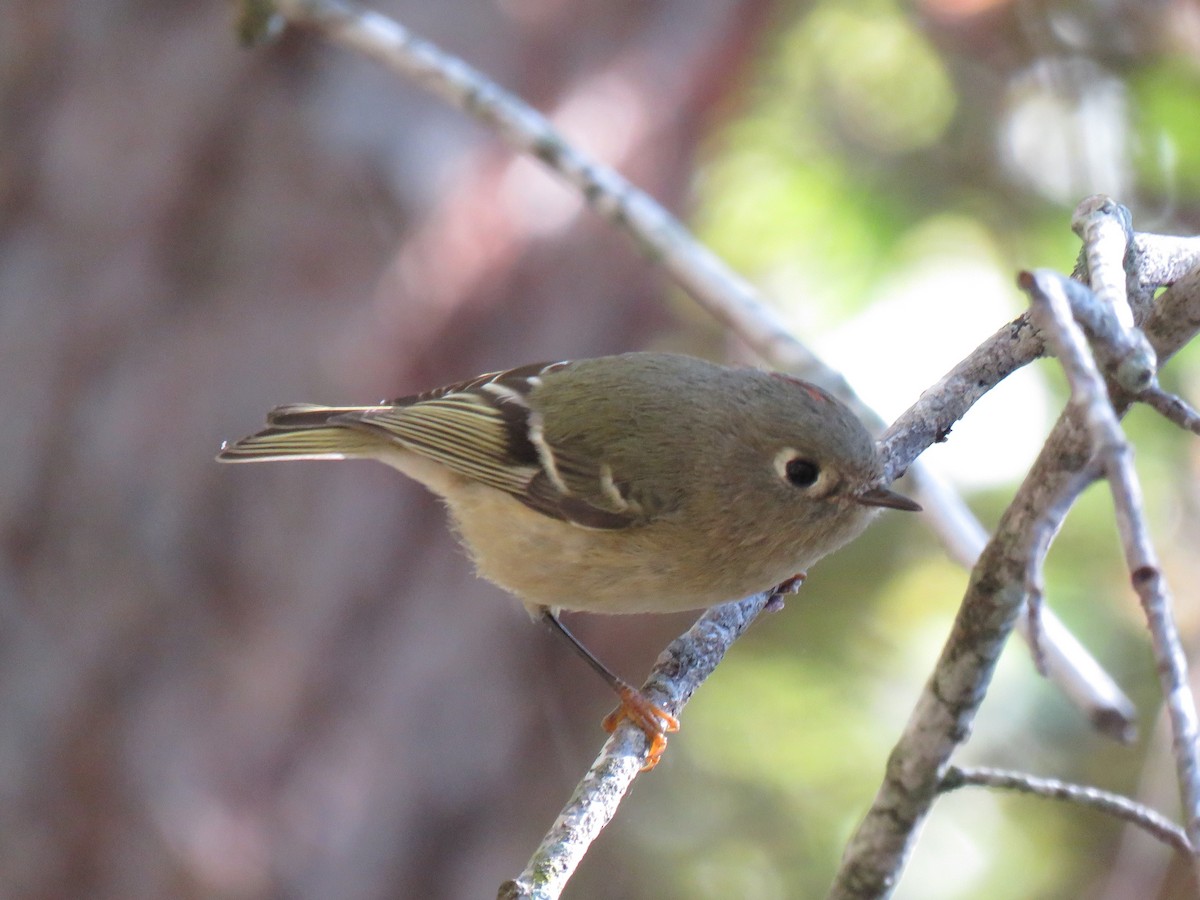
[{"left": 218, "top": 352, "right": 917, "bottom": 614}]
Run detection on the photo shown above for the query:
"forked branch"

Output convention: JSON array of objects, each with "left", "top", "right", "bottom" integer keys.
[{"left": 229, "top": 4, "right": 1200, "bottom": 898}]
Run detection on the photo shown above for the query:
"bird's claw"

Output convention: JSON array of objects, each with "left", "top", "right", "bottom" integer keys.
[{"left": 602, "top": 684, "right": 680, "bottom": 771}]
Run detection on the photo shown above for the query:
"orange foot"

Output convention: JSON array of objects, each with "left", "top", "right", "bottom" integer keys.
[{"left": 601, "top": 684, "right": 680, "bottom": 771}]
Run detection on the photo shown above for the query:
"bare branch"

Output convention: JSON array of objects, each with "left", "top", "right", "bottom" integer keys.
[
  {"left": 940, "top": 766, "right": 1191, "bottom": 856},
  {"left": 1070, "top": 198, "right": 1159, "bottom": 394},
  {"left": 228, "top": 6, "right": 1200, "bottom": 896},
  {"left": 266, "top": 0, "right": 836, "bottom": 384},
  {"left": 880, "top": 314, "right": 1043, "bottom": 481},
  {"left": 255, "top": 0, "right": 1132, "bottom": 763},
  {"left": 1140, "top": 385, "right": 1200, "bottom": 435},
  {"left": 883, "top": 197, "right": 1162, "bottom": 484},
  {"left": 882, "top": 200, "right": 1199, "bottom": 480},
  {"left": 500, "top": 593, "right": 772, "bottom": 899},
  {"left": 905, "top": 463, "right": 1136, "bottom": 742},
  {"left": 873, "top": 315, "right": 1138, "bottom": 738},
  {"left": 1024, "top": 268, "right": 1200, "bottom": 872},
  {"left": 829, "top": 251, "right": 1200, "bottom": 900},
  {"left": 1023, "top": 597, "right": 1137, "bottom": 743},
  {"left": 829, "top": 407, "right": 1105, "bottom": 898},
  {"left": 1021, "top": 463, "right": 1102, "bottom": 679}
]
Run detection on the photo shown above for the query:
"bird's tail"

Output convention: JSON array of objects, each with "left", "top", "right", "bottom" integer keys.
[{"left": 217, "top": 404, "right": 387, "bottom": 463}]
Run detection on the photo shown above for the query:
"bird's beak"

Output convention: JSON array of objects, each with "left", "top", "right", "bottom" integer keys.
[{"left": 855, "top": 486, "right": 922, "bottom": 512}]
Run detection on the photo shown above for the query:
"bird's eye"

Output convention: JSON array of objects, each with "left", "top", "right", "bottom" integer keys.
[{"left": 785, "top": 458, "right": 820, "bottom": 488}]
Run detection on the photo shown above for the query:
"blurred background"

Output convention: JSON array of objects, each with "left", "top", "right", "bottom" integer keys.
[{"left": 3, "top": 0, "right": 1200, "bottom": 897}]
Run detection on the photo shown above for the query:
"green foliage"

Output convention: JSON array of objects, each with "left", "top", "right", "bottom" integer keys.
[
  {"left": 694, "top": 0, "right": 957, "bottom": 317},
  {"left": 1130, "top": 60, "right": 1200, "bottom": 195}
]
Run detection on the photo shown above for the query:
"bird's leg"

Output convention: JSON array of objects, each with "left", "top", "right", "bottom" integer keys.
[{"left": 541, "top": 610, "right": 679, "bottom": 770}]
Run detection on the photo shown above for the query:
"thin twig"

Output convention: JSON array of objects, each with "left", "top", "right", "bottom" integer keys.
[
  {"left": 880, "top": 314, "right": 1138, "bottom": 739},
  {"left": 940, "top": 766, "right": 1191, "bottom": 856},
  {"left": 267, "top": 0, "right": 834, "bottom": 384},
  {"left": 1140, "top": 385, "right": 1200, "bottom": 435},
  {"left": 1070, "top": 197, "right": 1158, "bottom": 393},
  {"left": 1021, "top": 465, "right": 1101, "bottom": 679},
  {"left": 500, "top": 593, "right": 772, "bottom": 899},
  {"left": 879, "top": 313, "right": 1042, "bottom": 481},
  {"left": 882, "top": 202, "right": 1199, "bottom": 481},
  {"left": 1024, "top": 268, "right": 1200, "bottom": 876},
  {"left": 907, "top": 461, "right": 1136, "bottom": 741}
]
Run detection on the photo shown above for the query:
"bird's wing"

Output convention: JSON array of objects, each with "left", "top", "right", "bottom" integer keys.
[{"left": 337, "top": 361, "right": 648, "bottom": 530}]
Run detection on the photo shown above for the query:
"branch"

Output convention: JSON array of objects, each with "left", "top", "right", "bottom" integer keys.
[
  {"left": 252, "top": 0, "right": 1131, "bottom": 754},
  {"left": 261, "top": 0, "right": 835, "bottom": 383},
  {"left": 1020, "top": 463, "right": 1102, "bottom": 678},
  {"left": 829, "top": 229, "right": 1200, "bottom": 899},
  {"left": 940, "top": 766, "right": 1191, "bottom": 856},
  {"left": 902, "top": 460, "right": 1136, "bottom": 741},
  {"left": 880, "top": 313, "right": 1041, "bottom": 481},
  {"left": 499, "top": 594, "right": 772, "bottom": 898},
  {"left": 830, "top": 409, "right": 1101, "bottom": 898},
  {"left": 1024, "top": 268, "right": 1200, "bottom": 874},
  {"left": 229, "top": 6, "right": 1198, "bottom": 895},
  {"left": 1132, "top": 233, "right": 1200, "bottom": 287},
  {"left": 1140, "top": 385, "right": 1200, "bottom": 435},
  {"left": 876, "top": 309, "right": 1137, "bottom": 741}
]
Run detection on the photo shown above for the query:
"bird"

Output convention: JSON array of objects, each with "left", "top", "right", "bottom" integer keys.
[{"left": 218, "top": 352, "right": 919, "bottom": 767}]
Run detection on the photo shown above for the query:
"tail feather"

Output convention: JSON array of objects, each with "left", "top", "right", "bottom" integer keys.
[
  {"left": 265, "top": 404, "right": 385, "bottom": 427},
  {"left": 218, "top": 406, "right": 386, "bottom": 463}
]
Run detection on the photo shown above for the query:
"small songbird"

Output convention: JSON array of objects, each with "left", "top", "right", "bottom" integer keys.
[{"left": 218, "top": 352, "right": 919, "bottom": 767}]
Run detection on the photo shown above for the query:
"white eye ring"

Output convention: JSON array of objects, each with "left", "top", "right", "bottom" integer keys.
[{"left": 774, "top": 448, "right": 821, "bottom": 488}]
